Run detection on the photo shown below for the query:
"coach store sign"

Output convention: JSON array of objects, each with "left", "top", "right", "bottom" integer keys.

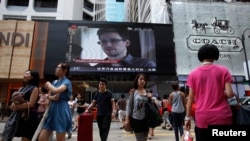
[
  {"left": 0, "top": 20, "right": 34, "bottom": 79},
  {"left": 186, "top": 35, "right": 243, "bottom": 59}
]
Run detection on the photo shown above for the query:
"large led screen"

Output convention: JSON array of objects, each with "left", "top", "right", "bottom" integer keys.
[{"left": 44, "top": 21, "right": 175, "bottom": 75}]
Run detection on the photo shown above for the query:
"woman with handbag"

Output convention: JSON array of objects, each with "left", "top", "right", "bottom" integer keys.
[
  {"left": 124, "top": 73, "right": 152, "bottom": 141},
  {"left": 1, "top": 70, "right": 40, "bottom": 141},
  {"left": 38, "top": 63, "right": 72, "bottom": 141}
]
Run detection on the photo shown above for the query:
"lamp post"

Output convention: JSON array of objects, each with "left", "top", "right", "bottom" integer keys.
[{"left": 242, "top": 28, "right": 250, "bottom": 84}]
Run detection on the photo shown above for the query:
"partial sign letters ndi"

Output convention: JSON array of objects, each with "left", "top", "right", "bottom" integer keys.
[{"left": 0, "top": 32, "right": 30, "bottom": 47}]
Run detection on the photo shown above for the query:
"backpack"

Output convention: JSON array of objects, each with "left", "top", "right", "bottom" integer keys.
[{"left": 145, "top": 101, "right": 163, "bottom": 128}]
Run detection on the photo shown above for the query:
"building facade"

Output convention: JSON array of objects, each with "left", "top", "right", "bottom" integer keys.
[
  {"left": 0, "top": 0, "right": 106, "bottom": 21},
  {"left": 124, "top": 0, "right": 172, "bottom": 24},
  {"left": 105, "top": 0, "right": 125, "bottom": 21}
]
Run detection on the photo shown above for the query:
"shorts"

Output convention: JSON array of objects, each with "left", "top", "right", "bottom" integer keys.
[{"left": 118, "top": 110, "right": 126, "bottom": 121}]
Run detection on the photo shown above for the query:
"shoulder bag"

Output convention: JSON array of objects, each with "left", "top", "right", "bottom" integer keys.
[{"left": 123, "top": 93, "right": 134, "bottom": 132}]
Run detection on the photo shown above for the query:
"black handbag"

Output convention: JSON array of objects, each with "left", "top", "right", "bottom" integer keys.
[{"left": 230, "top": 95, "right": 250, "bottom": 125}]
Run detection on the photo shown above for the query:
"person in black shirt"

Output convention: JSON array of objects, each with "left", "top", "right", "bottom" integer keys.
[{"left": 85, "top": 78, "right": 116, "bottom": 141}]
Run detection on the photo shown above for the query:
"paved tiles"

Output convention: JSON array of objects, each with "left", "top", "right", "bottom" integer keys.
[{"left": 0, "top": 119, "right": 195, "bottom": 141}]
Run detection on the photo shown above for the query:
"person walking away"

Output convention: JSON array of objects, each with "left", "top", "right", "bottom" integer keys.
[
  {"left": 38, "top": 63, "right": 72, "bottom": 141},
  {"left": 85, "top": 78, "right": 116, "bottom": 141},
  {"left": 116, "top": 94, "right": 127, "bottom": 129},
  {"left": 169, "top": 82, "right": 186, "bottom": 141},
  {"left": 124, "top": 73, "right": 152, "bottom": 141},
  {"left": 185, "top": 44, "right": 234, "bottom": 141},
  {"left": 162, "top": 94, "right": 173, "bottom": 130}
]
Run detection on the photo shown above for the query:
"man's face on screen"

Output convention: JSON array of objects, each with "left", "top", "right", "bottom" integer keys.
[{"left": 99, "top": 32, "right": 130, "bottom": 59}]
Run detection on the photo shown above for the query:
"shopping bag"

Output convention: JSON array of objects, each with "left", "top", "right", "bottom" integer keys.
[{"left": 182, "top": 130, "right": 193, "bottom": 141}]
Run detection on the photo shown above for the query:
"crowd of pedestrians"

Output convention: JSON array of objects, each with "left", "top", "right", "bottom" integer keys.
[{"left": 0, "top": 44, "right": 239, "bottom": 141}]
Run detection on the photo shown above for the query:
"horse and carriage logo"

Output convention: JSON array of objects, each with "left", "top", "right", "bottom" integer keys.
[{"left": 191, "top": 17, "right": 234, "bottom": 35}]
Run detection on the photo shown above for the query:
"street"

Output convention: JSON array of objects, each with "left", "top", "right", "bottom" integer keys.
[{"left": 0, "top": 120, "right": 195, "bottom": 141}]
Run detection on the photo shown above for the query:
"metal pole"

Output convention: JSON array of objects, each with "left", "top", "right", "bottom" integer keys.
[{"left": 242, "top": 28, "right": 250, "bottom": 85}]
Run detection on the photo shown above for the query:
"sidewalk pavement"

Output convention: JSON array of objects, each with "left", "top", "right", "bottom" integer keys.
[{"left": 0, "top": 118, "right": 195, "bottom": 141}]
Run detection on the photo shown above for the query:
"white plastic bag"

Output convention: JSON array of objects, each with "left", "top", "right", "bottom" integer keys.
[{"left": 182, "top": 130, "right": 193, "bottom": 141}]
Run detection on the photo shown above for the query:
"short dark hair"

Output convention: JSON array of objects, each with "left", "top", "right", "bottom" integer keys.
[
  {"left": 99, "top": 78, "right": 107, "bottom": 85},
  {"left": 157, "top": 96, "right": 161, "bottom": 101},
  {"left": 41, "top": 86, "right": 48, "bottom": 93},
  {"left": 198, "top": 44, "right": 219, "bottom": 62},
  {"left": 97, "top": 28, "right": 129, "bottom": 40},
  {"left": 163, "top": 94, "right": 168, "bottom": 99},
  {"left": 121, "top": 94, "right": 125, "bottom": 98},
  {"left": 171, "top": 81, "right": 179, "bottom": 91}
]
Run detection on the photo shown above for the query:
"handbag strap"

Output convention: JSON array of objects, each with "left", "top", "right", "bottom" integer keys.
[
  {"left": 19, "top": 85, "right": 35, "bottom": 95},
  {"left": 23, "top": 101, "right": 30, "bottom": 121},
  {"left": 234, "top": 93, "right": 242, "bottom": 106},
  {"left": 16, "top": 85, "right": 35, "bottom": 120},
  {"left": 26, "top": 87, "right": 40, "bottom": 120},
  {"left": 13, "top": 101, "right": 30, "bottom": 120},
  {"left": 129, "top": 92, "right": 134, "bottom": 116}
]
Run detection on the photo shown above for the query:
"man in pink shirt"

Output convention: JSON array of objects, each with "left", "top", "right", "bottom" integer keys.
[{"left": 185, "top": 44, "right": 234, "bottom": 141}]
